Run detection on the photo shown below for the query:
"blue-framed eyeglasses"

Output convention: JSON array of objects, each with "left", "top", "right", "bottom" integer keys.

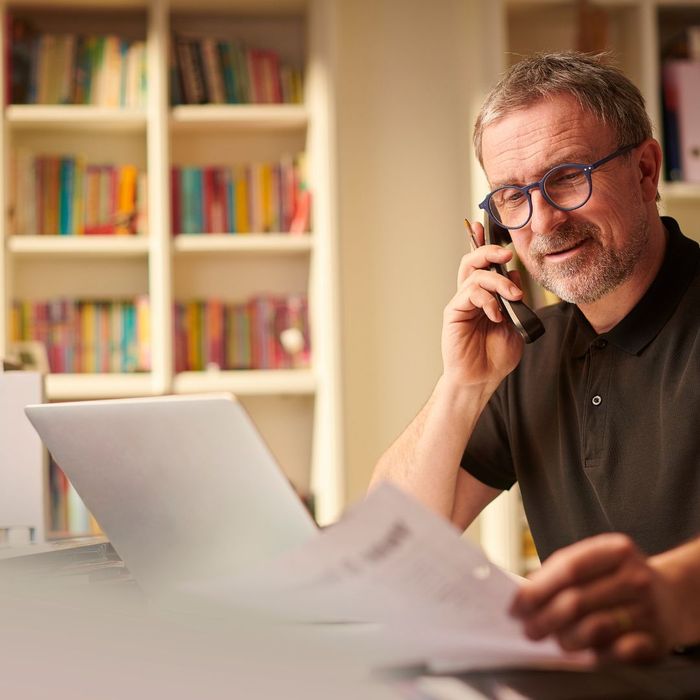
[{"left": 479, "top": 143, "right": 637, "bottom": 230}]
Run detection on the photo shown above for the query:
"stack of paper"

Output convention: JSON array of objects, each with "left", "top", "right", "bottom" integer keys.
[{"left": 182, "top": 483, "right": 592, "bottom": 672}]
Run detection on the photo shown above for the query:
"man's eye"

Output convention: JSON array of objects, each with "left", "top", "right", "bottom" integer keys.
[
  {"left": 550, "top": 170, "right": 585, "bottom": 187},
  {"left": 505, "top": 190, "right": 525, "bottom": 206}
]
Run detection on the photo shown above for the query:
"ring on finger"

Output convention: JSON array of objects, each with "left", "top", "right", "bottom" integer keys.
[{"left": 614, "top": 609, "right": 633, "bottom": 634}]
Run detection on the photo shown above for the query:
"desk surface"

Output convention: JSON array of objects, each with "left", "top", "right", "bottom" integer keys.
[
  {"left": 449, "top": 653, "right": 700, "bottom": 699},
  {"left": 2, "top": 540, "right": 699, "bottom": 700}
]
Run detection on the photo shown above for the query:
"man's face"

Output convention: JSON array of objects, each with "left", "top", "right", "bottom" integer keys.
[{"left": 481, "top": 94, "right": 649, "bottom": 305}]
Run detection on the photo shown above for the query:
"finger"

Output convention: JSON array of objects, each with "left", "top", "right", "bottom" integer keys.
[
  {"left": 451, "top": 270, "right": 524, "bottom": 314},
  {"left": 471, "top": 220, "right": 485, "bottom": 248},
  {"left": 448, "top": 283, "right": 503, "bottom": 325},
  {"left": 598, "top": 631, "right": 663, "bottom": 664},
  {"left": 464, "top": 287, "right": 503, "bottom": 324},
  {"left": 511, "top": 534, "right": 638, "bottom": 617},
  {"left": 519, "top": 559, "right": 652, "bottom": 641},
  {"left": 556, "top": 605, "right": 642, "bottom": 652},
  {"left": 457, "top": 246, "right": 512, "bottom": 286}
]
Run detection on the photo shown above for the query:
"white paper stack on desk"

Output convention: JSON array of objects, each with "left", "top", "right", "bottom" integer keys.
[{"left": 182, "top": 483, "right": 592, "bottom": 673}]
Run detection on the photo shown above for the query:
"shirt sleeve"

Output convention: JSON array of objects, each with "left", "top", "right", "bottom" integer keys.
[{"left": 460, "top": 380, "right": 517, "bottom": 491}]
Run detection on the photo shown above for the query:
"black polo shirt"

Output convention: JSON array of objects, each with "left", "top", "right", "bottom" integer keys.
[{"left": 461, "top": 217, "right": 700, "bottom": 561}]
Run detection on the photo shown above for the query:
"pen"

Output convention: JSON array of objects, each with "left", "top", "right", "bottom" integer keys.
[{"left": 464, "top": 217, "right": 479, "bottom": 253}]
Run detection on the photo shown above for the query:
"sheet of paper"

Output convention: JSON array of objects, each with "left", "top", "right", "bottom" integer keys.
[{"left": 182, "top": 483, "right": 592, "bottom": 671}]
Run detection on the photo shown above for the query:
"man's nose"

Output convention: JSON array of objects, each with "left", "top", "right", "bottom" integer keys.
[{"left": 528, "top": 188, "right": 568, "bottom": 235}]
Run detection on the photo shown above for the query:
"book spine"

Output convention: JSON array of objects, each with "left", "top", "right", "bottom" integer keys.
[
  {"left": 218, "top": 41, "right": 237, "bottom": 104},
  {"left": 171, "top": 166, "right": 181, "bottom": 236},
  {"left": 202, "top": 166, "right": 214, "bottom": 233},
  {"left": 136, "top": 295, "right": 150, "bottom": 371},
  {"left": 58, "top": 157, "right": 74, "bottom": 235},
  {"left": 225, "top": 168, "right": 235, "bottom": 233},
  {"left": 662, "top": 62, "right": 683, "bottom": 182},
  {"left": 201, "top": 37, "right": 225, "bottom": 104}
]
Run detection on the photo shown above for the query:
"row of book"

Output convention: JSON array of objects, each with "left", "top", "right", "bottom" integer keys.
[
  {"left": 661, "top": 60, "right": 700, "bottom": 183},
  {"left": 171, "top": 157, "right": 309, "bottom": 234},
  {"left": 10, "top": 294, "right": 309, "bottom": 374},
  {"left": 174, "top": 295, "right": 310, "bottom": 372},
  {"left": 10, "top": 153, "right": 147, "bottom": 236},
  {"left": 661, "top": 26, "right": 700, "bottom": 183},
  {"left": 172, "top": 34, "right": 303, "bottom": 106},
  {"left": 10, "top": 19, "right": 147, "bottom": 107},
  {"left": 11, "top": 298, "right": 150, "bottom": 374},
  {"left": 49, "top": 458, "right": 100, "bottom": 536}
]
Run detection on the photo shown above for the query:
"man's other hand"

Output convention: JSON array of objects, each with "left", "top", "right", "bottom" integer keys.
[{"left": 509, "top": 533, "right": 678, "bottom": 663}]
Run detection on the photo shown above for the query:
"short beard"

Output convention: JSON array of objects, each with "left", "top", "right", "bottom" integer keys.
[{"left": 527, "top": 218, "right": 649, "bottom": 305}]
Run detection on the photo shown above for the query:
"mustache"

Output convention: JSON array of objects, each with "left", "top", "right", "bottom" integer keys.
[{"left": 529, "top": 223, "right": 600, "bottom": 258}]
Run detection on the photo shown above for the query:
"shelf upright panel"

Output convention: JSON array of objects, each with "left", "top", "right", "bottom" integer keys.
[
  {"left": 146, "top": 0, "right": 173, "bottom": 395},
  {"left": 468, "top": 0, "right": 522, "bottom": 570},
  {"left": 306, "top": 0, "right": 344, "bottom": 525},
  {"left": 640, "top": 0, "right": 661, "bottom": 141},
  {"left": 0, "top": 1, "right": 9, "bottom": 359}
]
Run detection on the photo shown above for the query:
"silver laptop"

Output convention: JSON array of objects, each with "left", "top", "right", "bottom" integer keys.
[{"left": 24, "top": 394, "right": 318, "bottom": 596}]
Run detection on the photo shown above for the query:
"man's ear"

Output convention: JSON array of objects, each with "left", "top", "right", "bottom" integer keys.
[{"left": 637, "top": 139, "right": 662, "bottom": 204}]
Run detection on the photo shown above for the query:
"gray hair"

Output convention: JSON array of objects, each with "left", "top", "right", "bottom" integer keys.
[{"left": 473, "top": 52, "right": 652, "bottom": 165}]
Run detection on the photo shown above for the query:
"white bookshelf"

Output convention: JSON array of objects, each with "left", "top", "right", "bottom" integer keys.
[
  {"left": 45, "top": 373, "right": 156, "bottom": 401},
  {"left": 173, "top": 368, "right": 315, "bottom": 395},
  {"left": 6, "top": 105, "right": 148, "bottom": 131},
  {"left": 471, "top": 0, "right": 700, "bottom": 573},
  {"left": 8, "top": 235, "right": 150, "bottom": 258},
  {"left": 0, "top": 0, "right": 344, "bottom": 526},
  {"left": 170, "top": 103, "right": 308, "bottom": 130},
  {"left": 173, "top": 233, "right": 313, "bottom": 253}
]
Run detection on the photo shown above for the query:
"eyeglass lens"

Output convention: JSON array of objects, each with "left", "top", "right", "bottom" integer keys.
[{"left": 490, "top": 165, "right": 591, "bottom": 229}]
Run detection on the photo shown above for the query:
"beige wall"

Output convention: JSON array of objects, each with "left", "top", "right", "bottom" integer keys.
[{"left": 336, "top": 0, "right": 487, "bottom": 503}]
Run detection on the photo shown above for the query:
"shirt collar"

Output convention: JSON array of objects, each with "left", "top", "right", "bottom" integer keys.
[{"left": 571, "top": 217, "right": 699, "bottom": 357}]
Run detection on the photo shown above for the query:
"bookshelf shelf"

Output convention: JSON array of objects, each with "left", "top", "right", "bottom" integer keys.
[
  {"left": 172, "top": 368, "right": 315, "bottom": 395},
  {"left": 170, "top": 104, "right": 308, "bottom": 132},
  {"left": 6, "top": 105, "right": 148, "bottom": 132},
  {"left": 45, "top": 373, "right": 156, "bottom": 401},
  {"left": 8, "top": 235, "right": 150, "bottom": 258},
  {"left": 173, "top": 233, "right": 312, "bottom": 254},
  {"left": 169, "top": 0, "right": 305, "bottom": 10}
]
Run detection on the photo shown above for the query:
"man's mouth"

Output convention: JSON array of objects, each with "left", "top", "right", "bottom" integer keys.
[{"left": 543, "top": 238, "right": 588, "bottom": 260}]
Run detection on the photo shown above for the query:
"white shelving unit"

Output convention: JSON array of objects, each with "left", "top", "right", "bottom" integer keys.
[
  {"left": 173, "top": 233, "right": 313, "bottom": 253},
  {"left": 8, "top": 235, "right": 151, "bottom": 257},
  {"left": 472, "top": 0, "right": 700, "bottom": 573},
  {"left": 171, "top": 103, "right": 308, "bottom": 129},
  {"left": 0, "top": 0, "right": 344, "bottom": 526},
  {"left": 7, "top": 104, "right": 148, "bottom": 131}
]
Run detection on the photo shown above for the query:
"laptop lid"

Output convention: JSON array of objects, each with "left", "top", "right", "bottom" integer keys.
[{"left": 25, "top": 394, "right": 318, "bottom": 596}]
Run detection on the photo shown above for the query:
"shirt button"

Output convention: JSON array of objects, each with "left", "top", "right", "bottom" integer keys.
[
  {"left": 593, "top": 339, "right": 608, "bottom": 349},
  {"left": 592, "top": 395, "right": 602, "bottom": 406}
]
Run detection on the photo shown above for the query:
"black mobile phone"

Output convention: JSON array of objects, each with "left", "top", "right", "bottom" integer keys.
[{"left": 484, "top": 217, "right": 545, "bottom": 344}]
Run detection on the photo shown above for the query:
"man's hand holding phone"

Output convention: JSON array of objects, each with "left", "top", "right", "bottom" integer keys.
[{"left": 440, "top": 218, "right": 525, "bottom": 391}]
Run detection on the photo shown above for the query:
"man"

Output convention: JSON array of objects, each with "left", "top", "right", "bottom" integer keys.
[{"left": 370, "top": 52, "right": 700, "bottom": 663}]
